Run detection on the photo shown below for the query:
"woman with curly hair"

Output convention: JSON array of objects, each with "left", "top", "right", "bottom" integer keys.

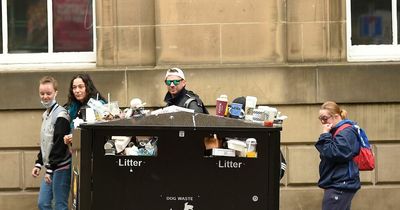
[{"left": 63, "top": 73, "right": 106, "bottom": 145}]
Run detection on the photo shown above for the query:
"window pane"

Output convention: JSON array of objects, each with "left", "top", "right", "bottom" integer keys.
[
  {"left": 351, "top": 0, "right": 392, "bottom": 45},
  {"left": 398, "top": 0, "right": 400, "bottom": 44},
  {"left": 0, "top": 2, "right": 2, "bottom": 53},
  {"left": 53, "top": 0, "right": 93, "bottom": 52},
  {"left": 7, "top": 0, "right": 48, "bottom": 53}
]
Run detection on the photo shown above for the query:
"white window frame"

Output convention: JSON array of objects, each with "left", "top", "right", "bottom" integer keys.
[
  {"left": 347, "top": 0, "right": 400, "bottom": 61},
  {"left": 0, "top": 0, "right": 96, "bottom": 65}
]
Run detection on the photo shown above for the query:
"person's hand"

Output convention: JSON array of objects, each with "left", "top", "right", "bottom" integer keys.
[
  {"left": 44, "top": 174, "right": 52, "bottom": 184},
  {"left": 31, "top": 167, "right": 40, "bottom": 178},
  {"left": 322, "top": 123, "right": 333, "bottom": 133},
  {"left": 64, "top": 134, "right": 73, "bottom": 145}
]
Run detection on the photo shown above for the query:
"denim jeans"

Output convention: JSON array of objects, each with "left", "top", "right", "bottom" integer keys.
[{"left": 38, "top": 166, "right": 71, "bottom": 210}]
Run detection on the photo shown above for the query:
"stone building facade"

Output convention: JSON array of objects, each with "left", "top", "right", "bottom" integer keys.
[{"left": 0, "top": 0, "right": 399, "bottom": 209}]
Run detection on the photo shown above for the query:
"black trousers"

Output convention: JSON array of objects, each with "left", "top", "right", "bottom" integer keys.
[{"left": 322, "top": 188, "right": 356, "bottom": 210}]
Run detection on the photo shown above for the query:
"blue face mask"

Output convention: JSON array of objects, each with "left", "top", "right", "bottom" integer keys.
[{"left": 41, "top": 98, "right": 56, "bottom": 109}]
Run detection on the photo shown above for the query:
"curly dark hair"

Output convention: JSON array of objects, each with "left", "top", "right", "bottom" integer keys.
[{"left": 65, "top": 73, "right": 107, "bottom": 106}]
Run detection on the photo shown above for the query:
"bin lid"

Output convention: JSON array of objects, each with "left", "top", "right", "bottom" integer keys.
[{"left": 79, "top": 111, "right": 281, "bottom": 130}]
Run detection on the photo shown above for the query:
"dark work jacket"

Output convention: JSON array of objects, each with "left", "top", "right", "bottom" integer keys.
[
  {"left": 315, "top": 120, "right": 361, "bottom": 191},
  {"left": 164, "top": 87, "right": 208, "bottom": 114}
]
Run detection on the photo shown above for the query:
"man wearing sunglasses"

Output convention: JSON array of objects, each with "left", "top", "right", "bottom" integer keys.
[{"left": 163, "top": 67, "right": 208, "bottom": 114}]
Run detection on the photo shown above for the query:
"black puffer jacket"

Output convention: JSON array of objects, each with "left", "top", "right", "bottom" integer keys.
[{"left": 164, "top": 88, "right": 208, "bottom": 114}]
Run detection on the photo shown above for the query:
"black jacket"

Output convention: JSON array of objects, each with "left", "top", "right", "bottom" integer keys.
[{"left": 164, "top": 88, "right": 208, "bottom": 114}]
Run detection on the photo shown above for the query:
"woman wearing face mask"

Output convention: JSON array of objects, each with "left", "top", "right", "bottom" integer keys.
[
  {"left": 32, "top": 76, "right": 71, "bottom": 210},
  {"left": 315, "top": 101, "right": 361, "bottom": 210},
  {"left": 63, "top": 73, "right": 106, "bottom": 145}
]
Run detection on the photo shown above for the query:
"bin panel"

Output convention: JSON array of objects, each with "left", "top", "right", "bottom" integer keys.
[{"left": 87, "top": 127, "right": 279, "bottom": 210}]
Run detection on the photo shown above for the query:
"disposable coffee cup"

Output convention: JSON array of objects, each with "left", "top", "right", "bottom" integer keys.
[
  {"left": 85, "top": 108, "right": 96, "bottom": 123},
  {"left": 244, "top": 96, "right": 257, "bottom": 120},
  {"left": 108, "top": 101, "right": 120, "bottom": 116},
  {"left": 216, "top": 95, "right": 228, "bottom": 116},
  {"left": 246, "top": 138, "right": 257, "bottom": 158},
  {"left": 267, "top": 107, "right": 278, "bottom": 121},
  {"left": 246, "top": 138, "right": 257, "bottom": 152}
]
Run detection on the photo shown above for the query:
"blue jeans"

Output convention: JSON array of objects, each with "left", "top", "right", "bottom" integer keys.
[{"left": 38, "top": 166, "right": 71, "bottom": 210}]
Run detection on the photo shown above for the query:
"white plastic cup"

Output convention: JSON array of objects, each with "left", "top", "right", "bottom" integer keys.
[
  {"left": 246, "top": 138, "right": 257, "bottom": 158},
  {"left": 246, "top": 138, "right": 257, "bottom": 152},
  {"left": 244, "top": 96, "right": 257, "bottom": 120},
  {"left": 85, "top": 108, "right": 96, "bottom": 123},
  {"left": 108, "top": 101, "right": 120, "bottom": 116},
  {"left": 267, "top": 107, "right": 278, "bottom": 121}
]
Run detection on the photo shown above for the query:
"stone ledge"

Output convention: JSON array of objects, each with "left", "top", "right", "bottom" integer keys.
[
  {"left": 280, "top": 186, "right": 400, "bottom": 210},
  {"left": 0, "top": 192, "right": 38, "bottom": 210}
]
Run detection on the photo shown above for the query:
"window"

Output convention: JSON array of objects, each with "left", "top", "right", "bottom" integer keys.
[
  {"left": 347, "top": 0, "right": 400, "bottom": 61},
  {"left": 0, "top": 0, "right": 95, "bottom": 64}
]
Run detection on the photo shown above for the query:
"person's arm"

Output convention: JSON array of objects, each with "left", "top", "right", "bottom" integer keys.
[
  {"left": 35, "top": 149, "right": 43, "bottom": 168},
  {"left": 280, "top": 151, "right": 286, "bottom": 180},
  {"left": 186, "top": 100, "right": 205, "bottom": 113},
  {"left": 64, "top": 134, "right": 73, "bottom": 145},
  {"left": 315, "top": 127, "right": 360, "bottom": 162},
  {"left": 32, "top": 150, "right": 43, "bottom": 177},
  {"left": 46, "top": 117, "right": 71, "bottom": 175}
]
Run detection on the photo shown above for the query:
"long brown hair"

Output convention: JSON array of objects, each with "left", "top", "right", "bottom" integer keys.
[{"left": 65, "top": 73, "right": 106, "bottom": 106}]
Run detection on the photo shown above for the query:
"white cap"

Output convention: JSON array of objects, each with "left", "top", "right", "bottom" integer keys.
[{"left": 165, "top": 67, "right": 185, "bottom": 80}]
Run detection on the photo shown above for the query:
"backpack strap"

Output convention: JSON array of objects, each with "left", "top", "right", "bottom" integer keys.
[
  {"left": 183, "top": 96, "right": 197, "bottom": 109},
  {"left": 333, "top": 123, "right": 352, "bottom": 137},
  {"left": 183, "top": 93, "right": 209, "bottom": 114},
  {"left": 353, "top": 125, "right": 369, "bottom": 147}
]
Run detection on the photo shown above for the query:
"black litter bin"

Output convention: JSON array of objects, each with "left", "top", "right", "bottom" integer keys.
[{"left": 71, "top": 111, "right": 281, "bottom": 210}]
